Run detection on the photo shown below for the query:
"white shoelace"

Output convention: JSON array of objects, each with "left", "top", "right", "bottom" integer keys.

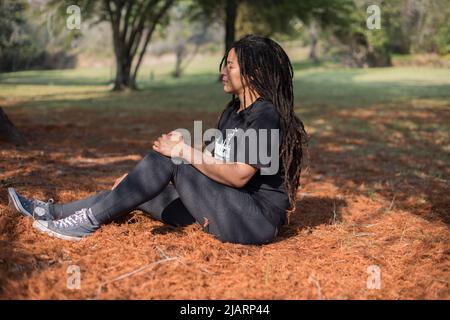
[{"left": 54, "top": 208, "right": 90, "bottom": 229}]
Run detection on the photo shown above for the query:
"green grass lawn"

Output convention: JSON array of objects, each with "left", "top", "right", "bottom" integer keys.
[
  {"left": 1, "top": 58, "right": 449, "bottom": 161},
  {"left": 1, "top": 55, "right": 449, "bottom": 113}
]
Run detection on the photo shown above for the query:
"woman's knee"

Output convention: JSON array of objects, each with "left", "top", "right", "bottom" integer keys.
[{"left": 140, "top": 150, "right": 176, "bottom": 172}]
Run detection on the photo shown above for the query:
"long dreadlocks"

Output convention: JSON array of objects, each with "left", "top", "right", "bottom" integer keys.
[{"left": 219, "top": 34, "right": 309, "bottom": 224}]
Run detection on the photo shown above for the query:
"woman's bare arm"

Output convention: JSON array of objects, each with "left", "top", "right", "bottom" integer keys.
[
  {"left": 180, "top": 144, "right": 257, "bottom": 188},
  {"left": 152, "top": 132, "right": 258, "bottom": 188}
]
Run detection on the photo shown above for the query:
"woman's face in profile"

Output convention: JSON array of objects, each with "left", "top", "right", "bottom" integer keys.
[{"left": 221, "top": 48, "right": 244, "bottom": 95}]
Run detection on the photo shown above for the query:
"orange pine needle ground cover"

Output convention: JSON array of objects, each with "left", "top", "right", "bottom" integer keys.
[{"left": 0, "top": 103, "right": 448, "bottom": 299}]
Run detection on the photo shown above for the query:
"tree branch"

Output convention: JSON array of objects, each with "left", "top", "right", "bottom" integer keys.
[
  {"left": 121, "top": 0, "right": 136, "bottom": 44},
  {"left": 131, "top": 0, "right": 174, "bottom": 82},
  {"left": 127, "top": 0, "right": 159, "bottom": 55}
]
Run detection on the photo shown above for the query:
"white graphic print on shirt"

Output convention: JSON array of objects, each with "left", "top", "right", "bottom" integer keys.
[{"left": 214, "top": 128, "right": 239, "bottom": 161}]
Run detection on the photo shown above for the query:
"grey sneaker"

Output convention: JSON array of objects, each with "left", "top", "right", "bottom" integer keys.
[
  {"left": 8, "top": 187, "right": 55, "bottom": 221},
  {"left": 33, "top": 207, "right": 100, "bottom": 241}
]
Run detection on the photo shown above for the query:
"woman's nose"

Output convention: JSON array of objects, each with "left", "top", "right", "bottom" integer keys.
[{"left": 220, "top": 66, "right": 227, "bottom": 75}]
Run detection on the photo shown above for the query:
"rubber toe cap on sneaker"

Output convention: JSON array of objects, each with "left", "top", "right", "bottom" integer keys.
[
  {"left": 8, "top": 187, "right": 31, "bottom": 217},
  {"left": 33, "top": 220, "right": 49, "bottom": 230}
]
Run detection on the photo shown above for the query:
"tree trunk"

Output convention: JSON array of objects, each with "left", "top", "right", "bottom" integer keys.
[
  {"left": 224, "top": 0, "right": 238, "bottom": 55},
  {"left": 106, "top": 0, "right": 174, "bottom": 91},
  {"left": 308, "top": 20, "right": 319, "bottom": 64},
  {"left": 173, "top": 40, "right": 185, "bottom": 78},
  {"left": 113, "top": 55, "right": 136, "bottom": 91},
  {"left": 111, "top": 35, "right": 136, "bottom": 91},
  {"left": 219, "top": 0, "right": 238, "bottom": 82},
  {"left": 0, "top": 107, "right": 27, "bottom": 145}
]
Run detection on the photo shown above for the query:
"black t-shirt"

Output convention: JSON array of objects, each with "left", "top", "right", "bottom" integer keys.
[{"left": 208, "top": 97, "right": 289, "bottom": 227}]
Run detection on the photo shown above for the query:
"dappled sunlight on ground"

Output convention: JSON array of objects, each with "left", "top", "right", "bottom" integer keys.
[
  {"left": 0, "top": 65, "right": 449, "bottom": 299},
  {"left": 1, "top": 97, "right": 448, "bottom": 299}
]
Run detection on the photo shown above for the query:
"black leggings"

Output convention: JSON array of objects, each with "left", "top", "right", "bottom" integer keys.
[{"left": 52, "top": 150, "right": 279, "bottom": 245}]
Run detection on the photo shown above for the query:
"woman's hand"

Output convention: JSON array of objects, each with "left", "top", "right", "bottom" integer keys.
[
  {"left": 152, "top": 131, "right": 185, "bottom": 158},
  {"left": 112, "top": 173, "right": 127, "bottom": 190}
]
